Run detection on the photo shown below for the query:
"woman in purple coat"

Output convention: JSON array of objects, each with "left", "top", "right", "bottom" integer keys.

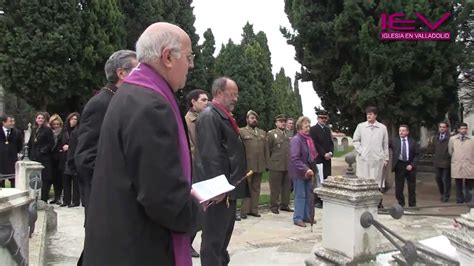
[{"left": 288, "top": 116, "right": 318, "bottom": 227}]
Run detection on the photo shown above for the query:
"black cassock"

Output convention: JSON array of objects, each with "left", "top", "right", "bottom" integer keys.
[
  {"left": 83, "top": 84, "right": 194, "bottom": 266},
  {"left": 0, "top": 127, "right": 23, "bottom": 187}
]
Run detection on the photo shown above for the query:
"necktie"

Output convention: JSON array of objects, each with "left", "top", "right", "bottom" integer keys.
[
  {"left": 402, "top": 138, "right": 407, "bottom": 161},
  {"left": 6, "top": 129, "right": 10, "bottom": 136},
  {"left": 439, "top": 134, "right": 444, "bottom": 141}
]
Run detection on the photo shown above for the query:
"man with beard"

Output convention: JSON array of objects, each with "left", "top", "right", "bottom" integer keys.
[{"left": 194, "top": 77, "right": 249, "bottom": 266}]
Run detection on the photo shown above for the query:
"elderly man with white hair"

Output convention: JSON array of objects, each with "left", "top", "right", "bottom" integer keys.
[{"left": 82, "top": 22, "right": 197, "bottom": 266}]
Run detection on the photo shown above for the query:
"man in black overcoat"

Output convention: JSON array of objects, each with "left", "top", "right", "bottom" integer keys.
[
  {"left": 309, "top": 110, "right": 334, "bottom": 208},
  {"left": 75, "top": 49, "right": 137, "bottom": 210},
  {"left": 0, "top": 115, "right": 23, "bottom": 187},
  {"left": 82, "top": 22, "right": 198, "bottom": 266},
  {"left": 194, "top": 77, "right": 249, "bottom": 266}
]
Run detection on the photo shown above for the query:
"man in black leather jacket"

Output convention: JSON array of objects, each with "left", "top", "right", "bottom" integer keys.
[{"left": 195, "top": 77, "right": 249, "bottom": 266}]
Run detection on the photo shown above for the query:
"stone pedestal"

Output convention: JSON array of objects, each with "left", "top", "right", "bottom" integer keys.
[
  {"left": 310, "top": 175, "right": 382, "bottom": 265},
  {"left": 0, "top": 188, "right": 33, "bottom": 266},
  {"left": 443, "top": 208, "right": 474, "bottom": 266},
  {"left": 15, "top": 160, "right": 43, "bottom": 199}
]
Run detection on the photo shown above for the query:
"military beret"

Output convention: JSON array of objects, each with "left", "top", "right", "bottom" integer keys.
[
  {"left": 274, "top": 114, "right": 287, "bottom": 121},
  {"left": 247, "top": 110, "right": 259, "bottom": 118},
  {"left": 316, "top": 110, "right": 329, "bottom": 116}
]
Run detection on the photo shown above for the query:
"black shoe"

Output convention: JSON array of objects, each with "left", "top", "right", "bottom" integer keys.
[
  {"left": 240, "top": 214, "right": 247, "bottom": 219},
  {"left": 248, "top": 213, "right": 261, "bottom": 217},
  {"left": 190, "top": 247, "right": 199, "bottom": 258},
  {"left": 280, "top": 207, "right": 294, "bottom": 212},
  {"left": 68, "top": 204, "right": 79, "bottom": 208},
  {"left": 441, "top": 197, "right": 449, "bottom": 202},
  {"left": 378, "top": 202, "right": 384, "bottom": 209},
  {"left": 456, "top": 199, "right": 465, "bottom": 204},
  {"left": 315, "top": 202, "right": 323, "bottom": 209},
  {"left": 49, "top": 200, "right": 57, "bottom": 204},
  {"left": 235, "top": 214, "right": 241, "bottom": 221},
  {"left": 270, "top": 208, "right": 279, "bottom": 214},
  {"left": 60, "top": 203, "right": 68, "bottom": 207}
]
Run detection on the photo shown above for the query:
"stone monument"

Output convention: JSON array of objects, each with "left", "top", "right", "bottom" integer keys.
[
  {"left": 306, "top": 153, "right": 382, "bottom": 265},
  {"left": 443, "top": 208, "right": 474, "bottom": 266}
]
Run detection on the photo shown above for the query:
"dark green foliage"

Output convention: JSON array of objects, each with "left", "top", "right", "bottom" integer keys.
[
  {"left": 284, "top": 0, "right": 469, "bottom": 134},
  {"left": 0, "top": 0, "right": 84, "bottom": 111},
  {"left": 120, "top": 0, "right": 163, "bottom": 49},
  {"left": 80, "top": 0, "right": 126, "bottom": 98},
  {"left": 200, "top": 28, "right": 216, "bottom": 92}
]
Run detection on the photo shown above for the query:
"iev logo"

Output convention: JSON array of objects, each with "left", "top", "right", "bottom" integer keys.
[{"left": 380, "top": 12, "right": 451, "bottom": 41}]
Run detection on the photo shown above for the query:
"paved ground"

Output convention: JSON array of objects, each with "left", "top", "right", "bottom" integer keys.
[{"left": 43, "top": 157, "right": 472, "bottom": 265}]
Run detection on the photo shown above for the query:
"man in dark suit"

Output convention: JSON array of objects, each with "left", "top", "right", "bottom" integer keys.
[
  {"left": 75, "top": 49, "right": 137, "bottom": 210},
  {"left": 0, "top": 114, "right": 23, "bottom": 188},
  {"left": 391, "top": 125, "right": 419, "bottom": 207},
  {"left": 309, "top": 110, "right": 334, "bottom": 208},
  {"left": 432, "top": 121, "right": 451, "bottom": 202},
  {"left": 75, "top": 50, "right": 137, "bottom": 265}
]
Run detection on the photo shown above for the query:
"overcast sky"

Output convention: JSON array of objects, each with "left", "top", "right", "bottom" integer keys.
[{"left": 192, "top": 0, "right": 321, "bottom": 124}]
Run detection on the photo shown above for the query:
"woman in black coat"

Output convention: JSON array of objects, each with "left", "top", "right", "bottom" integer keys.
[
  {"left": 28, "top": 112, "right": 55, "bottom": 202},
  {"left": 60, "top": 112, "right": 81, "bottom": 207},
  {"left": 49, "top": 114, "right": 64, "bottom": 204}
]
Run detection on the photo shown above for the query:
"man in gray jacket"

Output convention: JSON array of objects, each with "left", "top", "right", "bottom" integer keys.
[{"left": 432, "top": 121, "right": 451, "bottom": 202}]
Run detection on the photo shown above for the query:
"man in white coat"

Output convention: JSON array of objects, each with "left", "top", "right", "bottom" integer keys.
[
  {"left": 353, "top": 106, "right": 389, "bottom": 208},
  {"left": 448, "top": 123, "right": 474, "bottom": 204}
]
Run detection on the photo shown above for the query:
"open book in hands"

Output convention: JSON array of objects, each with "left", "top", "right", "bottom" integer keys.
[{"left": 191, "top": 174, "right": 234, "bottom": 205}]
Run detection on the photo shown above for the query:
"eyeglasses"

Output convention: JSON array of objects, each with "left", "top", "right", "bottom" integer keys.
[{"left": 172, "top": 49, "right": 195, "bottom": 65}]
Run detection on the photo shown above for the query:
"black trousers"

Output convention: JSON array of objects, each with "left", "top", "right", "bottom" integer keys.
[
  {"left": 394, "top": 161, "right": 416, "bottom": 207},
  {"left": 435, "top": 167, "right": 451, "bottom": 200},
  {"left": 200, "top": 199, "right": 236, "bottom": 266},
  {"left": 322, "top": 158, "right": 332, "bottom": 178},
  {"left": 51, "top": 159, "right": 63, "bottom": 201},
  {"left": 63, "top": 174, "right": 80, "bottom": 205},
  {"left": 41, "top": 179, "right": 53, "bottom": 202},
  {"left": 455, "top": 179, "right": 474, "bottom": 203}
]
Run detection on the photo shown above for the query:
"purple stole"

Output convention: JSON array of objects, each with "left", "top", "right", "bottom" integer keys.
[{"left": 124, "top": 63, "right": 192, "bottom": 266}]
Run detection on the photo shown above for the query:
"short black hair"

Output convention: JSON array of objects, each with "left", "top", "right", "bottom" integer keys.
[
  {"left": 438, "top": 121, "right": 449, "bottom": 128},
  {"left": 1, "top": 114, "right": 13, "bottom": 123},
  {"left": 399, "top": 124, "right": 409, "bottom": 131},
  {"left": 186, "top": 89, "right": 208, "bottom": 108},
  {"left": 458, "top": 122, "right": 468, "bottom": 129},
  {"left": 365, "top": 106, "right": 378, "bottom": 115}
]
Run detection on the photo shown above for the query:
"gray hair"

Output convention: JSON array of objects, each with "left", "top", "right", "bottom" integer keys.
[
  {"left": 136, "top": 30, "right": 182, "bottom": 64},
  {"left": 295, "top": 116, "right": 311, "bottom": 131},
  {"left": 211, "top": 77, "right": 231, "bottom": 97},
  {"left": 104, "top": 50, "right": 137, "bottom": 84}
]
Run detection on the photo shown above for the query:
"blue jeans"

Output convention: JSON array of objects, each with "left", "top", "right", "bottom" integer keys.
[{"left": 293, "top": 177, "right": 312, "bottom": 222}]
